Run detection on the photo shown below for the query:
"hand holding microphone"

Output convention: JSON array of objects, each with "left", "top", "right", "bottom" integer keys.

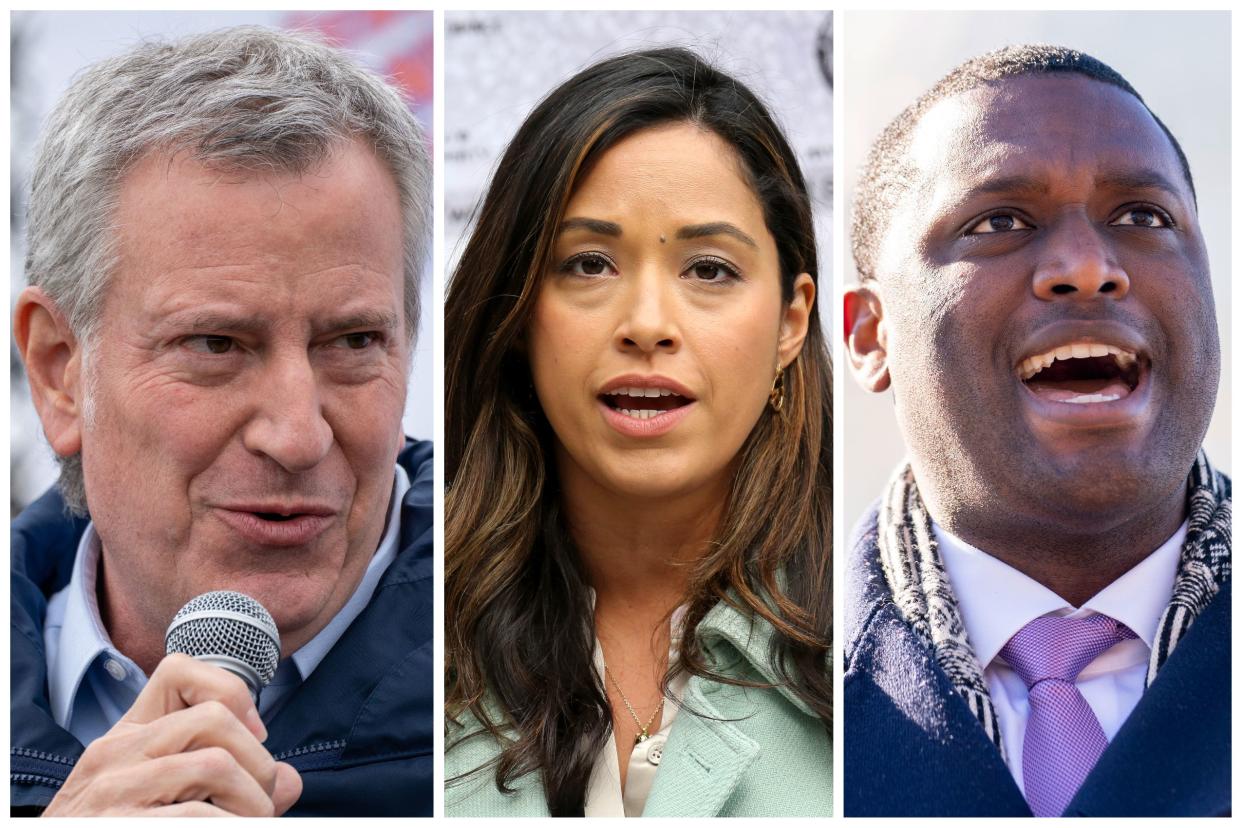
[{"left": 43, "top": 591, "right": 302, "bottom": 816}]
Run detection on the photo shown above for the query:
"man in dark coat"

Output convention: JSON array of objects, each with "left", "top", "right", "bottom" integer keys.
[{"left": 843, "top": 45, "right": 1229, "bottom": 817}]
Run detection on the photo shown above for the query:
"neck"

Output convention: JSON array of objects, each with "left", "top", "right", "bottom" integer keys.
[
  {"left": 922, "top": 477, "right": 1188, "bottom": 607},
  {"left": 557, "top": 454, "right": 728, "bottom": 626},
  {"left": 96, "top": 553, "right": 168, "bottom": 676}
]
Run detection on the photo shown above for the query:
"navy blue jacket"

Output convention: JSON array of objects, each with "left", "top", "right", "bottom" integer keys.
[
  {"left": 10, "top": 441, "right": 435, "bottom": 817},
  {"left": 844, "top": 504, "right": 1231, "bottom": 817}
]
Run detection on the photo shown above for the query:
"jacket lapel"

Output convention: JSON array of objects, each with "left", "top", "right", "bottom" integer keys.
[
  {"left": 1066, "top": 579, "right": 1231, "bottom": 817},
  {"left": 642, "top": 676, "right": 760, "bottom": 816},
  {"left": 844, "top": 508, "right": 1028, "bottom": 816}
]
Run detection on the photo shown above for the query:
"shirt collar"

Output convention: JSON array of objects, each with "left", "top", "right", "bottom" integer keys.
[
  {"left": 46, "top": 464, "right": 409, "bottom": 723},
  {"left": 287, "top": 463, "right": 409, "bottom": 679},
  {"left": 46, "top": 523, "right": 116, "bottom": 728},
  {"left": 934, "top": 519, "right": 1186, "bottom": 670}
]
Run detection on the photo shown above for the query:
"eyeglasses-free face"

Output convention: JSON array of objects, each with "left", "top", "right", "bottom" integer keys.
[{"left": 528, "top": 121, "right": 814, "bottom": 506}]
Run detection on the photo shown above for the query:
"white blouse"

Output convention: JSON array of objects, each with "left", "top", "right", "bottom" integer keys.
[{"left": 584, "top": 605, "right": 688, "bottom": 817}]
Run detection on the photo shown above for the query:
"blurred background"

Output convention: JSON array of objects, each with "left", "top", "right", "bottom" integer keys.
[
  {"left": 444, "top": 10, "right": 834, "bottom": 292},
  {"left": 841, "top": 11, "right": 1231, "bottom": 533},
  {"left": 10, "top": 10, "right": 433, "bottom": 514}
]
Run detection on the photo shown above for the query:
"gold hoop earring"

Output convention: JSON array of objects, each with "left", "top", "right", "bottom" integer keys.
[{"left": 768, "top": 365, "right": 785, "bottom": 413}]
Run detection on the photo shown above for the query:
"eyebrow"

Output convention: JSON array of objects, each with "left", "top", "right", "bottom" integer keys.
[
  {"left": 314, "top": 310, "right": 401, "bottom": 335},
  {"left": 963, "top": 171, "right": 1186, "bottom": 200},
  {"left": 963, "top": 176, "right": 1051, "bottom": 198},
  {"left": 185, "top": 312, "right": 268, "bottom": 334},
  {"left": 179, "top": 310, "right": 401, "bottom": 335},
  {"left": 1094, "top": 171, "right": 1185, "bottom": 198},
  {"left": 675, "top": 222, "right": 758, "bottom": 248},
  {"left": 557, "top": 217, "right": 622, "bottom": 237}
]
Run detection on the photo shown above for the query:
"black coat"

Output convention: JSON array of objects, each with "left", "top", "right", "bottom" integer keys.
[
  {"left": 10, "top": 441, "right": 435, "bottom": 816},
  {"left": 843, "top": 504, "right": 1231, "bottom": 817}
]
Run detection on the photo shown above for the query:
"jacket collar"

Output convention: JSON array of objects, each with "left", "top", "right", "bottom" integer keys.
[
  {"left": 697, "top": 587, "right": 818, "bottom": 718},
  {"left": 642, "top": 672, "right": 761, "bottom": 815}
]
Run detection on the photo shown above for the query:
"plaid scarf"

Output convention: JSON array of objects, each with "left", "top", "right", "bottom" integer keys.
[{"left": 877, "top": 451, "right": 1232, "bottom": 757}]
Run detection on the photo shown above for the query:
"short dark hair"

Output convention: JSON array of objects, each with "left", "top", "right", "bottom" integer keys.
[{"left": 851, "top": 43, "right": 1197, "bottom": 282}]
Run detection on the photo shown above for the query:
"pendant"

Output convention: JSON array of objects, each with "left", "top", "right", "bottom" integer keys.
[{"left": 635, "top": 730, "right": 649, "bottom": 744}]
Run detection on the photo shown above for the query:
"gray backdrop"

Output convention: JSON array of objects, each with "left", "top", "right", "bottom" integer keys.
[{"left": 445, "top": 10, "right": 834, "bottom": 292}]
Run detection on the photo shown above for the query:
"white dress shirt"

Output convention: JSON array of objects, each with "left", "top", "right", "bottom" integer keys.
[
  {"left": 934, "top": 519, "right": 1186, "bottom": 794},
  {"left": 44, "top": 464, "right": 410, "bottom": 746}
]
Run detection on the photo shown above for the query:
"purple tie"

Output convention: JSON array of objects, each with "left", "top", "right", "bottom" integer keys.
[{"left": 999, "top": 614, "right": 1136, "bottom": 817}]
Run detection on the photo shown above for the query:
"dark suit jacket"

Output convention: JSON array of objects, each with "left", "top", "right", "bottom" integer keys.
[{"left": 844, "top": 504, "right": 1231, "bottom": 817}]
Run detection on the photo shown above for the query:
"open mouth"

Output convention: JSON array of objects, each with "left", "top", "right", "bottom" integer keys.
[
  {"left": 254, "top": 512, "right": 299, "bottom": 522},
  {"left": 599, "top": 386, "right": 694, "bottom": 419},
  {"left": 1018, "top": 341, "right": 1143, "bottom": 404}
]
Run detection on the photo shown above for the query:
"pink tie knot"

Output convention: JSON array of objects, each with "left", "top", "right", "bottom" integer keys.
[{"left": 1000, "top": 613, "right": 1136, "bottom": 688}]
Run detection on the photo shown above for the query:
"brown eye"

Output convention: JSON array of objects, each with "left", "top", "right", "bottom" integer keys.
[
  {"left": 683, "top": 256, "right": 740, "bottom": 283},
  {"left": 185, "top": 335, "right": 235, "bottom": 354},
  {"left": 579, "top": 257, "right": 607, "bottom": 275},
  {"left": 559, "top": 252, "right": 617, "bottom": 278},
  {"left": 967, "top": 212, "right": 1032, "bottom": 234},
  {"left": 1111, "top": 207, "right": 1169, "bottom": 228},
  {"left": 341, "top": 332, "right": 376, "bottom": 349}
]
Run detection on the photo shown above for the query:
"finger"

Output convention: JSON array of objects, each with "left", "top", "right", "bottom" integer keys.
[
  {"left": 122, "top": 653, "right": 265, "bottom": 741},
  {"left": 109, "top": 746, "right": 277, "bottom": 817},
  {"left": 138, "top": 701, "right": 279, "bottom": 796},
  {"left": 148, "top": 801, "right": 235, "bottom": 817},
  {"left": 271, "top": 762, "right": 304, "bottom": 816}
]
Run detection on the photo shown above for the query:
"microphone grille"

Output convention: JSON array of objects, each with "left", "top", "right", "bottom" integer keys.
[{"left": 165, "top": 590, "right": 281, "bottom": 687}]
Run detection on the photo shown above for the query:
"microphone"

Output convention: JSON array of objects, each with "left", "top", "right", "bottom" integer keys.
[{"left": 165, "top": 590, "right": 281, "bottom": 703}]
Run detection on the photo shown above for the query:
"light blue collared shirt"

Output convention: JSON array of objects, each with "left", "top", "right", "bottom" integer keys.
[{"left": 43, "top": 465, "right": 410, "bottom": 747}]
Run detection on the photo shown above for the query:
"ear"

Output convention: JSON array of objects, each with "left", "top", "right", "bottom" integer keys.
[
  {"left": 777, "top": 273, "right": 815, "bottom": 368},
  {"left": 14, "top": 286, "right": 85, "bottom": 457},
  {"left": 844, "top": 284, "right": 891, "bottom": 393}
]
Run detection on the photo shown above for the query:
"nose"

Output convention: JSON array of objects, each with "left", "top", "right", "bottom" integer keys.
[
  {"left": 241, "top": 352, "right": 333, "bottom": 473},
  {"left": 615, "top": 271, "right": 679, "bottom": 354},
  {"left": 1032, "top": 212, "right": 1130, "bottom": 300}
]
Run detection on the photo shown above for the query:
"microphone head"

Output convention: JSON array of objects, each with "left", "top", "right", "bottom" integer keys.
[{"left": 165, "top": 590, "right": 281, "bottom": 698}]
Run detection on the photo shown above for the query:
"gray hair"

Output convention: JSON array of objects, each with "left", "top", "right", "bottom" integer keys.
[{"left": 24, "top": 25, "right": 431, "bottom": 515}]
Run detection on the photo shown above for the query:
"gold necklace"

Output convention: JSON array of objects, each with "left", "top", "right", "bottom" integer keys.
[{"left": 604, "top": 665, "right": 664, "bottom": 744}]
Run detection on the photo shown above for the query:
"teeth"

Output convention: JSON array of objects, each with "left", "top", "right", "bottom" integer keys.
[
  {"left": 1064, "top": 393, "right": 1122, "bottom": 404},
  {"left": 1017, "top": 341, "right": 1139, "bottom": 380},
  {"left": 606, "top": 386, "right": 683, "bottom": 398}
]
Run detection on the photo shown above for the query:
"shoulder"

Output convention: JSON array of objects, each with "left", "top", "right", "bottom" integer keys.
[
  {"left": 390, "top": 439, "right": 433, "bottom": 581},
  {"left": 444, "top": 711, "right": 549, "bottom": 817},
  {"left": 843, "top": 501, "right": 893, "bottom": 663},
  {"left": 12, "top": 485, "right": 87, "bottom": 596}
]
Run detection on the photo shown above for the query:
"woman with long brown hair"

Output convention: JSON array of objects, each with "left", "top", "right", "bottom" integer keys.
[{"left": 445, "top": 47, "right": 831, "bottom": 817}]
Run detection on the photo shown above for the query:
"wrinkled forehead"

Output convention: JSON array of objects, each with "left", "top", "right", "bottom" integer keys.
[{"left": 903, "top": 74, "right": 1189, "bottom": 212}]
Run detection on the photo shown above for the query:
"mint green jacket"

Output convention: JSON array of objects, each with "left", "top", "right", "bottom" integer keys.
[{"left": 445, "top": 600, "right": 832, "bottom": 816}]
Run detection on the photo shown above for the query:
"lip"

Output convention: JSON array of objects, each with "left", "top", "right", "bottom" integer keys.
[
  {"left": 596, "top": 373, "right": 697, "bottom": 439},
  {"left": 214, "top": 505, "right": 337, "bottom": 547},
  {"left": 1015, "top": 320, "right": 1149, "bottom": 369},
  {"left": 598, "top": 373, "right": 697, "bottom": 399},
  {"left": 1013, "top": 320, "right": 1153, "bottom": 429},
  {"left": 598, "top": 397, "right": 695, "bottom": 438}
]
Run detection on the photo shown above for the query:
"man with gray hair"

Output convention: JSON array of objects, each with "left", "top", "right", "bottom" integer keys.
[{"left": 12, "top": 26, "right": 433, "bottom": 815}]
